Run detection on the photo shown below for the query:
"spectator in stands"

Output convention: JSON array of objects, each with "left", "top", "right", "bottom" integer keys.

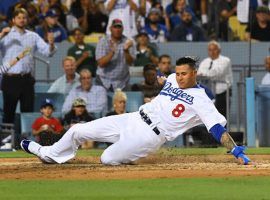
[
  {"left": 157, "top": 54, "right": 173, "bottom": 77},
  {"left": 170, "top": 8, "right": 205, "bottom": 42},
  {"left": 132, "top": 63, "right": 162, "bottom": 103},
  {"left": 67, "top": 28, "right": 97, "bottom": 76},
  {"left": 151, "top": 1, "right": 171, "bottom": 31},
  {"left": 106, "top": 88, "right": 127, "bottom": 116},
  {"left": 32, "top": 98, "right": 63, "bottom": 146},
  {"left": 217, "top": 0, "right": 237, "bottom": 41},
  {"left": 141, "top": 7, "right": 169, "bottom": 43},
  {"left": 134, "top": 32, "right": 159, "bottom": 66},
  {"left": 104, "top": 0, "right": 139, "bottom": 38},
  {"left": 96, "top": 19, "right": 135, "bottom": 91},
  {"left": 62, "top": 97, "right": 94, "bottom": 131},
  {"left": 79, "top": 1, "right": 108, "bottom": 34},
  {"left": 47, "top": 0, "right": 69, "bottom": 30},
  {"left": 0, "top": 8, "right": 56, "bottom": 124},
  {"left": 198, "top": 41, "right": 233, "bottom": 118},
  {"left": 35, "top": 9, "right": 68, "bottom": 43},
  {"left": 48, "top": 56, "right": 80, "bottom": 95},
  {"left": 62, "top": 69, "right": 108, "bottom": 115},
  {"left": 166, "top": 0, "right": 197, "bottom": 32},
  {"left": 25, "top": 1, "right": 40, "bottom": 31},
  {"left": 245, "top": 6, "right": 270, "bottom": 41},
  {"left": 261, "top": 56, "right": 270, "bottom": 85}
]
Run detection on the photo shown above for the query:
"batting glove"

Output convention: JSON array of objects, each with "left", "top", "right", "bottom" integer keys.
[{"left": 231, "top": 146, "right": 251, "bottom": 165}]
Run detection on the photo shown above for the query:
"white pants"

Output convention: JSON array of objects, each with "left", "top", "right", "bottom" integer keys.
[{"left": 38, "top": 112, "right": 166, "bottom": 165}]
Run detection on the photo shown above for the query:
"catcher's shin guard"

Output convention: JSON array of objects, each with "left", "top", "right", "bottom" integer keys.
[{"left": 231, "top": 146, "right": 251, "bottom": 165}]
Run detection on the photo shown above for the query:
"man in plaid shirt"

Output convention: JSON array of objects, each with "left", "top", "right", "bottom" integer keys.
[{"left": 95, "top": 19, "right": 136, "bottom": 91}]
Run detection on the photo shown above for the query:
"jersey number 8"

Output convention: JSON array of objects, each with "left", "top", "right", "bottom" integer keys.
[{"left": 172, "top": 104, "right": 185, "bottom": 117}]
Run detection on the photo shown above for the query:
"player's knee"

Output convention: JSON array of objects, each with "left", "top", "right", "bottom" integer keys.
[{"left": 100, "top": 152, "right": 120, "bottom": 165}]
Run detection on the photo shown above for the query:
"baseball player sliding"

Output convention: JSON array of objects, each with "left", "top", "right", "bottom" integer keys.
[{"left": 21, "top": 56, "right": 250, "bottom": 165}]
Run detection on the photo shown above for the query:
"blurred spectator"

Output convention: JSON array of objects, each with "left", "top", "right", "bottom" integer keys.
[
  {"left": 170, "top": 8, "right": 205, "bottom": 41},
  {"left": 198, "top": 41, "right": 233, "bottom": 118},
  {"left": 151, "top": 1, "right": 171, "bottom": 31},
  {"left": 217, "top": 0, "right": 237, "bottom": 41},
  {"left": 261, "top": 56, "right": 270, "bottom": 85},
  {"left": 80, "top": 1, "right": 108, "bottom": 34},
  {"left": 96, "top": 19, "right": 135, "bottom": 91},
  {"left": 48, "top": 56, "right": 80, "bottom": 95},
  {"left": 106, "top": 88, "right": 127, "bottom": 116},
  {"left": 32, "top": 98, "right": 63, "bottom": 146},
  {"left": 25, "top": 2, "right": 40, "bottom": 31},
  {"left": 132, "top": 63, "right": 162, "bottom": 103},
  {"left": 166, "top": 0, "right": 197, "bottom": 31},
  {"left": 47, "top": 0, "right": 69, "bottom": 29},
  {"left": 62, "top": 97, "right": 94, "bottom": 131},
  {"left": 134, "top": 32, "right": 159, "bottom": 66},
  {"left": 6, "top": 0, "right": 29, "bottom": 21},
  {"left": 62, "top": 69, "right": 108, "bottom": 114},
  {"left": 105, "top": 0, "right": 139, "bottom": 38},
  {"left": 35, "top": 9, "right": 68, "bottom": 43},
  {"left": 67, "top": 28, "right": 97, "bottom": 76},
  {"left": 70, "top": 0, "right": 93, "bottom": 27},
  {"left": 141, "top": 8, "right": 169, "bottom": 43},
  {"left": 0, "top": 8, "right": 56, "bottom": 123},
  {"left": 245, "top": 6, "right": 270, "bottom": 41},
  {"left": 157, "top": 54, "right": 173, "bottom": 77}
]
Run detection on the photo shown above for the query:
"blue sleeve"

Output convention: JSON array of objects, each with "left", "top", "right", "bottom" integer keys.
[
  {"left": 199, "top": 84, "right": 215, "bottom": 100},
  {"left": 209, "top": 124, "right": 227, "bottom": 142}
]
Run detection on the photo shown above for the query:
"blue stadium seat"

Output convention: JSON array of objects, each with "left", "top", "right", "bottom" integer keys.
[
  {"left": 35, "top": 82, "right": 51, "bottom": 93},
  {"left": 125, "top": 91, "right": 144, "bottom": 112},
  {"left": 20, "top": 112, "right": 62, "bottom": 139},
  {"left": 129, "top": 77, "right": 144, "bottom": 85},
  {"left": 34, "top": 93, "right": 65, "bottom": 112}
]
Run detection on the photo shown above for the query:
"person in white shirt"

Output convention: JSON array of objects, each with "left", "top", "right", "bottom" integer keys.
[
  {"left": 104, "top": 0, "right": 139, "bottom": 38},
  {"left": 47, "top": 56, "right": 80, "bottom": 96},
  {"left": 198, "top": 40, "right": 233, "bottom": 118},
  {"left": 261, "top": 56, "right": 270, "bottom": 85},
  {"left": 21, "top": 56, "right": 250, "bottom": 166}
]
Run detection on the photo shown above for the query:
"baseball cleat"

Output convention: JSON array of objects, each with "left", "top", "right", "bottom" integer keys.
[{"left": 20, "top": 139, "right": 33, "bottom": 154}]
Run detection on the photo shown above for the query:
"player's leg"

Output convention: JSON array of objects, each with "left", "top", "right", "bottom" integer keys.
[
  {"left": 21, "top": 114, "right": 127, "bottom": 163},
  {"left": 100, "top": 112, "right": 166, "bottom": 165}
]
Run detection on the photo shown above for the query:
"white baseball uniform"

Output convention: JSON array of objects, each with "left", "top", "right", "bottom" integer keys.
[{"left": 31, "top": 74, "right": 226, "bottom": 165}]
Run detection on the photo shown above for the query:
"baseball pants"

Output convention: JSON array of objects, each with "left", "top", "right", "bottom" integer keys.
[{"left": 37, "top": 112, "right": 166, "bottom": 165}]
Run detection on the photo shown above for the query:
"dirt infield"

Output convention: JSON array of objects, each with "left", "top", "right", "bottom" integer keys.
[{"left": 1, "top": 154, "right": 270, "bottom": 180}]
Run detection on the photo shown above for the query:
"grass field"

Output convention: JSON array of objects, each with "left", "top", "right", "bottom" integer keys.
[{"left": 1, "top": 148, "right": 270, "bottom": 199}]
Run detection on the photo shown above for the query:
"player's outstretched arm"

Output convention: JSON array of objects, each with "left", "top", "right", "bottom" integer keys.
[{"left": 220, "top": 132, "right": 251, "bottom": 165}]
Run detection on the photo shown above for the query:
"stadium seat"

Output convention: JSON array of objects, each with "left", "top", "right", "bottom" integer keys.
[
  {"left": 129, "top": 66, "right": 143, "bottom": 77},
  {"left": 35, "top": 82, "right": 51, "bottom": 93},
  {"left": 129, "top": 77, "right": 144, "bottom": 85},
  {"left": 34, "top": 93, "right": 65, "bottom": 112}
]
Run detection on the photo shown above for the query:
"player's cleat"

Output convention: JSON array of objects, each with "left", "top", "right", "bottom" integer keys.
[
  {"left": 20, "top": 139, "right": 33, "bottom": 154},
  {"left": 231, "top": 146, "right": 251, "bottom": 165}
]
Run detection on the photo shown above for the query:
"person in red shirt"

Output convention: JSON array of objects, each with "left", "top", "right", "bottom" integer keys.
[{"left": 32, "top": 98, "right": 63, "bottom": 145}]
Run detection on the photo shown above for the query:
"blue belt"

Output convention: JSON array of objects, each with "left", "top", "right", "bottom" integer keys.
[{"left": 139, "top": 110, "right": 160, "bottom": 135}]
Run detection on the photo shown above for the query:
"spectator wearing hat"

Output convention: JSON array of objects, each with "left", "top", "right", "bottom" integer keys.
[
  {"left": 62, "top": 97, "right": 94, "bottom": 131},
  {"left": 62, "top": 69, "right": 108, "bottom": 115},
  {"left": 48, "top": 56, "right": 80, "bottom": 96},
  {"left": 170, "top": 8, "right": 205, "bottom": 41},
  {"left": 104, "top": 0, "right": 139, "bottom": 38},
  {"left": 32, "top": 98, "right": 64, "bottom": 146},
  {"left": 35, "top": 9, "right": 68, "bottom": 43},
  {"left": 141, "top": 7, "right": 169, "bottom": 43},
  {"left": 67, "top": 28, "right": 97, "bottom": 75},
  {"left": 245, "top": 6, "right": 270, "bottom": 41},
  {"left": 134, "top": 32, "right": 159, "bottom": 66},
  {"left": 96, "top": 19, "right": 136, "bottom": 91},
  {"left": 132, "top": 63, "right": 162, "bottom": 103}
]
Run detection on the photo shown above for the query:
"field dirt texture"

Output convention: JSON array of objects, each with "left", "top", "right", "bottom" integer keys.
[{"left": 1, "top": 154, "right": 270, "bottom": 180}]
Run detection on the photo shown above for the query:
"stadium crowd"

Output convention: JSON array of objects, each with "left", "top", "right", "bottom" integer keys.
[{"left": 0, "top": 0, "right": 270, "bottom": 149}]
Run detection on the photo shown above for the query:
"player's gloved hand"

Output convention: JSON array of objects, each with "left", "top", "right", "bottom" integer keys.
[{"left": 231, "top": 146, "right": 251, "bottom": 165}]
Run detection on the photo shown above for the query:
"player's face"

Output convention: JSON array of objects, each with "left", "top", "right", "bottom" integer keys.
[
  {"left": 12, "top": 13, "right": 28, "bottom": 29},
  {"left": 63, "top": 60, "right": 76, "bottom": 76},
  {"left": 175, "top": 64, "right": 197, "bottom": 89}
]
